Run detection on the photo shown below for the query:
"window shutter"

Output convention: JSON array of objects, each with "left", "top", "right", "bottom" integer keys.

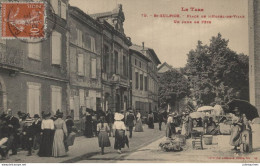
[
  {"left": 28, "top": 43, "right": 41, "bottom": 60},
  {"left": 50, "top": 0, "right": 59, "bottom": 15},
  {"left": 52, "top": 31, "right": 62, "bottom": 65},
  {"left": 51, "top": 86, "right": 62, "bottom": 114},
  {"left": 78, "top": 54, "right": 84, "bottom": 76},
  {"left": 27, "top": 83, "right": 41, "bottom": 116},
  {"left": 91, "top": 58, "right": 96, "bottom": 78},
  {"left": 61, "top": 1, "right": 66, "bottom": 19},
  {"left": 90, "top": 36, "right": 96, "bottom": 52},
  {"left": 79, "top": 89, "right": 85, "bottom": 107}
]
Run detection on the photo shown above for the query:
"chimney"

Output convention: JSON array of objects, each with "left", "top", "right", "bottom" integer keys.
[{"left": 142, "top": 42, "right": 144, "bottom": 50}]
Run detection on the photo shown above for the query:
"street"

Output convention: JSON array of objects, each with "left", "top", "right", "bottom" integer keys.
[
  {"left": 3, "top": 124, "right": 165, "bottom": 163},
  {"left": 114, "top": 135, "right": 260, "bottom": 163},
  {"left": 2, "top": 123, "right": 260, "bottom": 163}
]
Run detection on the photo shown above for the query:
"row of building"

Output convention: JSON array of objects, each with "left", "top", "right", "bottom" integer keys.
[{"left": 0, "top": 1, "right": 161, "bottom": 120}]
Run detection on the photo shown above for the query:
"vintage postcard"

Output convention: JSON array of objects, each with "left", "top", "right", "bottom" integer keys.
[{"left": 0, "top": 0, "right": 259, "bottom": 164}]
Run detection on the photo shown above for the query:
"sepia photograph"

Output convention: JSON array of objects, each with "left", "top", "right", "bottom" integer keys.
[{"left": 0, "top": 0, "right": 259, "bottom": 164}]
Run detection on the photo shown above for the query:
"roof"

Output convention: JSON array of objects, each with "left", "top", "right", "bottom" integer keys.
[
  {"left": 157, "top": 62, "right": 174, "bottom": 73},
  {"left": 131, "top": 44, "right": 161, "bottom": 65},
  {"left": 69, "top": 6, "right": 102, "bottom": 30},
  {"left": 90, "top": 4, "right": 125, "bottom": 21},
  {"left": 129, "top": 46, "right": 151, "bottom": 62}
]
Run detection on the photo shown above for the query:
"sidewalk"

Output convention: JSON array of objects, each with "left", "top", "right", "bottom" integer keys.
[
  {"left": 2, "top": 124, "right": 165, "bottom": 163},
  {"left": 116, "top": 135, "right": 260, "bottom": 163}
]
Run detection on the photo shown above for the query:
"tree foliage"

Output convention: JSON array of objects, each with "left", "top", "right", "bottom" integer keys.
[
  {"left": 158, "top": 70, "right": 190, "bottom": 109},
  {"left": 184, "top": 33, "right": 249, "bottom": 105}
]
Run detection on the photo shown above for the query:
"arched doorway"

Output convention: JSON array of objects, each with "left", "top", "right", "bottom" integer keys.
[
  {"left": 104, "top": 93, "right": 111, "bottom": 112},
  {"left": 115, "top": 94, "right": 120, "bottom": 113},
  {"left": 123, "top": 96, "right": 127, "bottom": 111}
]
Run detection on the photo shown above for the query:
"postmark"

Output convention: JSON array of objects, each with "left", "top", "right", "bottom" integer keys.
[{"left": 1, "top": 2, "right": 46, "bottom": 39}]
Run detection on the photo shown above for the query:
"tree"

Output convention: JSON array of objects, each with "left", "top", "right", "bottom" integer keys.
[
  {"left": 185, "top": 33, "right": 249, "bottom": 105},
  {"left": 158, "top": 70, "right": 190, "bottom": 110}
]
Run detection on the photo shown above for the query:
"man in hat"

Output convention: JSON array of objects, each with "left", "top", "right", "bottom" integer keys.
[
  {"left": 105, "top": 109, "right": 114, "bottom": 137},
  {"left": 23, "top": 114, "right": 34, "bottom": 156},
  {"left": 32, "top": 114, "right": 41, "bottom": 150},
  {"left": 6, "top": 109, "right": 20, "bottom": 155},
  {"left": 126, "top": 109, "right": 135, "bottom": 138}
]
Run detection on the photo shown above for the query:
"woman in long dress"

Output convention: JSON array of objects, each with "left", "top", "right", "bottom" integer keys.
[
  {"left": 85, "top": 110, "right": 93, "bottom": 138},
  {"left": 97, "top": 116, "right": 111, "bottom": 155},
  {"left": 52, "top": 111, "right": 68, "bottom": 157},
  {"left": 38, "top": 112, "right": 54, "bottom": 157},
  {"left": 229, "top": 107, "right": 243, "bottom": 150},
  {"left": 166, "top": 113, "right": 173, "bottom": 138},
  {"left": 135, "top": 110, "right": 143, "bottom": 132},
  {"left": 113, "top": 113, "right": 126, "bottom": 154},
  {"left": 147, "top": 111, "right": 154, "bottom": 129},
  {"left": 181, "top": 113, "right": 189, "bottom": 137}
]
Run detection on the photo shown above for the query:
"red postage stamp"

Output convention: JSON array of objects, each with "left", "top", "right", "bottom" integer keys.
[{"left": 1, "top": 2, "right": 45, "bottom": 39}]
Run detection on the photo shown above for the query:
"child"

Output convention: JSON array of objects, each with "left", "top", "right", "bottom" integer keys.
[{"left": 97, "top": 116, "right": 111, "bottom": 155}]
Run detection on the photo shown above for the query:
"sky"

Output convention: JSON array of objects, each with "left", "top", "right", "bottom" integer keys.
[{"left": 70, "top": 0, "right": 249, "bottom": 68}]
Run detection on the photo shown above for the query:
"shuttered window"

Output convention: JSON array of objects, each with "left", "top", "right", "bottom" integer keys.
[
  {"left": 145, "top": 76, "right": 148, "bottom": 91},
  {"left": 27, "top": 82, "right": 41, "bottom": 117},
  {"left": 79, "top": 89, "right": 85, "bottom": 107},
  {"left": 140, "top": 74, "right": 143, "bottom": 90},
  {"left": 114, "top": 51, "right": 118, "bottom": 74},
  {"left": 51, "top": 31, "right": 62, "bottom": 65},
  {"left": 51, "top": 86, "right": 62, "bottom": 115},
  {"left": 50, "top": 0, "right": 58, "bottom": 14},
  {"left": 90, "top": 36, "right": 96, "bottom": 52},
  {"left": 91, "top": 58, "right": 96, "bottom": 78},
  {"left": 28, "top": 43, "right": 41, "bottom": 60},
  {"left": 78, "top": 54, "right": 84, "bottom": 76},
  {"left": 135, "top": 72, "right": 139, "bottom": 89},
  {"left": 61, "top": 1, "right": 67, "bottom": 19},
  {"left": 76, "top": 29, "right": 83, "bottom": 47}
]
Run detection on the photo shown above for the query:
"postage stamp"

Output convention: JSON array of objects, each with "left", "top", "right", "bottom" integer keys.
[{"left": 1, "top": 2, "right": 46, "bottom": 39}]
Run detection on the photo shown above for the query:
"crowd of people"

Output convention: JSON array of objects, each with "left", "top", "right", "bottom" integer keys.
[
  {"left": 82, "top": 108, "right": 146, "bottom": 154},
  {"left": 0, "top": 109, "right": 75, "bottom": 160},
  {"left": 0, "top": 105, "right": 251, "bottom": 160}
]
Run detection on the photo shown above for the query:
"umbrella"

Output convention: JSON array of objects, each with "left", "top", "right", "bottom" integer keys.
[
  {"left": 213, "top": 105, "right": 224, "bottom": 116},
  {"left": 252, "top": 117, "right": 260, "bottom": 124},
  {"left": 189, "top": 112, "right": 205, "bottom": 119},
  {"left": 197, "top": 106, "right": 214, "bottom": 112},
  {"left": 227, "top": 99, "right": 259, "bottom": 121}
]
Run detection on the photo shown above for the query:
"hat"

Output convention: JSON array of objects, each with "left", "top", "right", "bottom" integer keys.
[
  {"left": 66, "top": 115, "right": 72, "bottom": 119},
  {"left": 56, "top": 110, "right": 63, "bottom": 116},
  {"left": 114, "top": 113, "right": 124, "bottom": 121},
  {"left": 129, "top": 110, "right": 133, "bottom": 113},
  {"left": 42, "top": 112, "right": 51, "bottom": 118},
  {"left": 34, "top": 114, "right": 40, "bottom": 118}
]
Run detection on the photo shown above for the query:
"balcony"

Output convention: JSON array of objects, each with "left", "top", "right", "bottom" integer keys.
[{"left": 0, "top": 43, "right": 24, "bottom": 71}]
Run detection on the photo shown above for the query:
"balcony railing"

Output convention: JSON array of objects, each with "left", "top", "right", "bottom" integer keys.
[{"left": 0, "top": 43, "right": 24, "bottom": 70}]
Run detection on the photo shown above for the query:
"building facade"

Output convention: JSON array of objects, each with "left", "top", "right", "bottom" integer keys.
[
  {"left": 249, "top": 0, "right": 260, "bottom": 115},
  {"left": 91, "top": 5, "right": 132, "bottom": 113},
  {"left": 68, "top": 6, "right": 102, "bottom": 120},
  {"left": 0, "top": 0, "right": 69, "bottom": 116},
  {"left": 130, "top": 44, "right": 161, "bottom": 116}
]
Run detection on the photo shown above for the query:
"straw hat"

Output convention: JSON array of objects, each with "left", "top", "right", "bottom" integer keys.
[{"left": 114, "top": 113, "right": 124, "bottom": 121}]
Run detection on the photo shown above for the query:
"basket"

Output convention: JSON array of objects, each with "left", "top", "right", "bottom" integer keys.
[{"left": 203, "top": 135, "right": 213, "bottom": 145}]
